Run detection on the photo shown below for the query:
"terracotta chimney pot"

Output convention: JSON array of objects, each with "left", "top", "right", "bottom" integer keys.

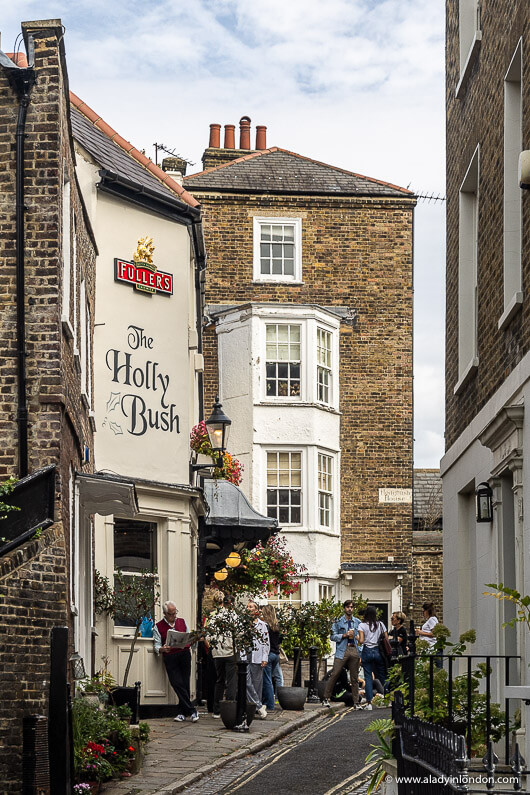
[
  {"left": 239, "top": 116, "right": 251, "bottom": 150},
  {"left": 224, "top": 124, "right": 235, "bottom": 149},
  {"left": 256, "top": 125, "right": 267, "bottom": 150},
  {"left": 209, "top": 123, "right": 221, "bottom": 148}
]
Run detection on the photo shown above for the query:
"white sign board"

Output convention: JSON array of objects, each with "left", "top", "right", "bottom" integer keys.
[{"left": 379, "top": 488, "right": 412, "bottom": 504}]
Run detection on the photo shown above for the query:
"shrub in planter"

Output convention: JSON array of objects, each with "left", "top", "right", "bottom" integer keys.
[{"left": 94, "top": 569, "right": 160, "bottom": 687}]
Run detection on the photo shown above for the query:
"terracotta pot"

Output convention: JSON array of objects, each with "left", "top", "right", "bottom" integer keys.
[{"left": 277, "top": 686, "right": 307, "bottom": 710}]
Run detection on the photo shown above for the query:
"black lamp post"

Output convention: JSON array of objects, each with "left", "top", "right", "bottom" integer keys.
[
  {"left": 475, "top": 482, "right": 493, "bottom": 523},
  {"left": 191, "top": 396, "right": 232, "bottom": 473}
]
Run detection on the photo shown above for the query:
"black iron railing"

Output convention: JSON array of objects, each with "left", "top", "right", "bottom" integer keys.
[{"left": 391, "top": 621, "right": 520, "bottom": 764}]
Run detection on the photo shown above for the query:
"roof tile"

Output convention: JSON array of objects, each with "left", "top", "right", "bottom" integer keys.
[{"left": 185, "top": 147, "right": 414, "bottom": 198}]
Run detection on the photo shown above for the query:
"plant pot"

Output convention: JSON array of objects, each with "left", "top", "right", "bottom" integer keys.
[
  {"left": 218, "top": 700, "right": 256, "bottom": 730},
  {"left": 277, "top": 686, "right": 308, "bottom": 710},
  {"left": 110, "top": 684, "right": 140, "bottom": 724},
  {"left": 77, "top": 783, "right": 101, "bottom": 794}
]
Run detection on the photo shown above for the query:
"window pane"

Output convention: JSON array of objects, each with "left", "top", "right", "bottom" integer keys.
[
  {"left": 291, "top": 453, "right": 301, "bottom": 469},
  {"left": 291, "top": 507, "right": 301, "bottom": 523},
  {"left": 114, "top": 519, "right": 155, "bottom": 571},
  {"left": 284, "top": 244, "right": 294, "bottom": 257},
  {"left": 279, "top": 489, "right": 290, "bottom": 505},
  {"left": 291, "top": 490, "right": 301, "bottom": 505},
  {"left": 284, "top": 260, "right": 294, "bottom": 275},
  {"left": 290, "top": 344, "right": 300, "bottom": 360},
  {"left": 261, "top": 259, "right": 270, "bottom": 274},
  {"left": 261, "top": 225, "right": 271, "bottom": 240},
  {"left": 272, "top": 244, "right": 283, "bottom": 257},
  {"left": 284, "top": 225, "right": 294, "bottom": 240},
  {"left": 278, "top": 363, "right": 288, "bottom": 378},
  {"left": 272, "top": 260, "right": 283, "bottom": 274},
  {"left": 278, "top": 325, "right": 289, "bottom": 341},
  {"left": 272, "top": 225, "right": 283, "bottom": 240},
  {"left": 277, "top": 343, "right": 290, "bottom": 361},
  {"left": 279, "top": 507, "right": 290, "bottom": 523},
  {"left": 266, "top": 325, "right": 277, "bottom": 341},
  {"left": 290, "top": 326, "right": 301, "bottom": 342}
]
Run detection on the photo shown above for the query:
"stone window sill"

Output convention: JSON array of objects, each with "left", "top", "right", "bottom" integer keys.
[
  {"left": 453, "top": 356, "right": 479, "bottom": 395},
  {"left": 455, "top": 31, "right": 482, "bottom": 99},
  {"left": 498, "top": 291, "right": 523, "bottom": 331}
]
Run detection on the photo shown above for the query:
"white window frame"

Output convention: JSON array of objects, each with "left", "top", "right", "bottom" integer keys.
[
  {"left": 318, "top": 583, "right": 334, "bottom": 601},
  {"left": 500, "top": 39, "right": 523, "bottom": 330},
  {"left": 266, "top": 449, "right": 303, "bottom": 526},
  {"left": 253, "top": 216, "right": 302, "bottom": 283},
  {"left": 317, "top": 452, "right": 333, "bottom": 529},
  {"left": 316, "top": 326, "right": 333, "bottom": 405},
  {"left": 267, "top": 583, "right": 302, "bottom": 609},
  {"left": 80, "top": 279, "right": 87, "bottom": 398},
  {"left": 455, "top": 144, "right": 480, "bottom": 394},
  {"left": 112, "top": 517, "right": 158, "bottom": 636},
  {"left": 265, "top": 323, "right": 302, "bottom": 401}
]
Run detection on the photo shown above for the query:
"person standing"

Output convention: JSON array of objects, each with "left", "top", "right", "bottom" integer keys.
[
  {"left": 246, "top": 599, "right": 270, "bottom": 719},
  {"left": 389, "top": 611, "right": 408, "bottom": 657},
  {"left": 416, "top": 601, "right": 441, "bottom": 667},
  {"left": 357, "top": 606, "right": 389, "bottom": 710},
  {"left": 209, "top": 594, "right": 238, "bottom": 718},
  {"left": 322, "top": 600, "right": 362, "bottom": 709},
  {"left": 153, "top": 601, "right": 198, "bottom": 722},
  {"left": 261, "top": 604, "right": 282, "bottom": 712}
]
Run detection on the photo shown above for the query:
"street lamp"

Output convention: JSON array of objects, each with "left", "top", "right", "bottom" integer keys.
[
  {"left": 191, "top": 397, "right": 232, "bottom": 473},
  {"left": 476, "top": 482, "right": 493, "bottom": 523},
  {"left": 69, "top": 651, "right": 86, "bottom": 681},
  {"left": 205, "top": 396, "right": 231, "bottom": 466}
]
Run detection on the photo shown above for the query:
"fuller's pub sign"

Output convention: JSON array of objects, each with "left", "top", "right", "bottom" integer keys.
[{"left": 115, "top": 236, "right": 173, "bottom": 296}]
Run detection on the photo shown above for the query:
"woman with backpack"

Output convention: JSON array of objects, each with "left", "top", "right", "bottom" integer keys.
[{"left": 357, "top": 606, "right": 389, "bottom": 710}]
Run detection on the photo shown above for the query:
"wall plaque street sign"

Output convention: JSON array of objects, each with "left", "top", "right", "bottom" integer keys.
[
  {"left": 115, "top": 258, "right": 173, "bottom": 296},
  {"left": 379, "top": 488, "right": 412, "bottom": 504}
]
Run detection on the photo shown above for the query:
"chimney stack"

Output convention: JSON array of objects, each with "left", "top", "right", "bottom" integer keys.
[
  {"left": 256, "top": 125, "right": 267, "bottom": 150},
  {"left": 224, "top": 124, "right": 235, "bottom": 149},
  {"left": 239, "top": 116, "right": 251, "bottom": 150},
  {"left": 209, "top": 123, "right": 221, "bottom": 148}
]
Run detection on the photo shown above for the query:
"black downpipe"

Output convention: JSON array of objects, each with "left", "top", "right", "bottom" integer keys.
[
  {"left": 5, "top": 46, "right": 36, "bottom": 477},
  {"left": 15, "top": 87, "right": 31, "bottom": 477}
]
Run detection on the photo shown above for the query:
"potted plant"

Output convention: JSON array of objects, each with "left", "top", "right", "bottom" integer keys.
[
  {"left": 203, "top": 600, "right": 267, "bottom": 729},
  {"left": 94, "top": 568, "right": 160, "bottom": 721},
  {"left": 277, "top": 595, "right": 368, "bottom": 709}
]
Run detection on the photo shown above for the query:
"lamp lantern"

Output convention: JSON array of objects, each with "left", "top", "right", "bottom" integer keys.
[
  {"left": 69, "top": 651, "right": 86, "bottom": 681},
  {"left": 205, "top": 396, "right": 231, "bottom": 465},
  {"left": 214, "top": 567, "right": 228, "bottom": 581},
  {"left": 476, "top": 482, "right": 493, "bottom": 523},
  {"left": 225, "top": 551, "right": 241, "bottom": 568}
]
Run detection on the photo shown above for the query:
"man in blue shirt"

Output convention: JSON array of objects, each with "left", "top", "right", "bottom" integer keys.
[{"left": 322, "top": 600, "right": 361, "bottom": 708}]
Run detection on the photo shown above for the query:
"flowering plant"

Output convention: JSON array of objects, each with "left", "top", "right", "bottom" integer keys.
[
  {"left": 190, "top": 421, "right": 243, "bottom": 486},
  {"left": 212, "top": 535, "right": 307, "bottom": 597}
]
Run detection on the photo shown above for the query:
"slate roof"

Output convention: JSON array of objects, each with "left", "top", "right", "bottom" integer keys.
[
  {"left": 413, "top": 469, "right": 442, "bottom": 527},
  {"left": 184, "top": 147, "right": 413, "bottom": 198},
  {"left": 70, "top": 94, "right": 198, "bottom": 210}
]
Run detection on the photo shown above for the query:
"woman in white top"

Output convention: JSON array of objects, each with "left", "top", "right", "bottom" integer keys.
[
  {"left": 357, "top": 606, "right": 389, "bottom": 709},
  {"left": 416, "top": 601, "right": 441, "bottom": 668}
]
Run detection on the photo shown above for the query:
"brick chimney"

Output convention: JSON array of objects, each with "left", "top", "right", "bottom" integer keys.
[
  {"left": 201, "top": 116, "right": 260, "bottom": 171},
  {"left": 161, "top": 156, "right": 188, "bottom": 184}
]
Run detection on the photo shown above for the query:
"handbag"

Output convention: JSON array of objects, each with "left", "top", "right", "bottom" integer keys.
[{"left": 377, "top": 623, "right": 392, "bottom": 663}]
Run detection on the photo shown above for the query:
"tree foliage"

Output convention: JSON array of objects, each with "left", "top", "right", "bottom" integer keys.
[
  {"left": 204, "top": 602, "right": 267, "bottom": 657},
  {"left": 94, "top": 569, "right": 159, "bottom": 686}
]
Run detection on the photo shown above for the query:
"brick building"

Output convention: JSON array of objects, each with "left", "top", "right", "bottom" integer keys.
[
  {"left": 0, "top": 22, "right": 97, "bottom": 790},
  {"left": 441, "top": 0, "right": 529, "bottom": 743},
  {"left": 182, "top": 120, "right": 416, "bottom": 622},
  {"left": 411, "top": 468, "right": 443, "bottom": 626}
]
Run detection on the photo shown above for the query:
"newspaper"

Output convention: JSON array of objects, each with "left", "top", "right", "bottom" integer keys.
[{"left": 166, "top": 629, "right": 191, "bottom": 649}]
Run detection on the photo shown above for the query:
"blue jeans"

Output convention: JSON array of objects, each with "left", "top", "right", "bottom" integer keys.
[
  {"left": 262, "top": 652, "right": 280, "bottom": 709},
  {"left": 361, "top": 646, "right": 387, "bottom": 703}
]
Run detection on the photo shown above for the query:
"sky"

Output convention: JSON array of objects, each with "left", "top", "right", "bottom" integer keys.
[{"left": 1, "top": 0, "right": 446, "bottom": 467}]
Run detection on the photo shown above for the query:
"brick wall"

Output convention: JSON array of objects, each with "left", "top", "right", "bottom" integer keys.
[
  {"left": 445, "top": 1, "right": 530, "bottom": 448},
  {"left": 193, "top": 189, "right": 414, "bottom": 601},
  {"left": 411, "top": 531, "right": 443, "bottom": 627},
  {"left": 0, "top": 21, "right": 96, "bottom": 790}
]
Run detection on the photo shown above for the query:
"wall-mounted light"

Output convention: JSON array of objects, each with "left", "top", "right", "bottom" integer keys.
[
  {"left": 70, "top": 651, "right": 86, "bottom": 680},
  {"left": 191, "top": 397, "right": 232, "bottom": 473},
  {"left": 476, "top": 482, "right": 493, "bottom": 523},
  {"left": 225, "top": 551, "right": 241, "bottom": 568},
  {"left": 214, "top": 567, "right": 228, "bottom": 581}
]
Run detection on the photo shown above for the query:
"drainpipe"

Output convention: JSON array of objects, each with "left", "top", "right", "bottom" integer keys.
[{"left": 1, "top": 42, "right": 36, "bottom": 477}]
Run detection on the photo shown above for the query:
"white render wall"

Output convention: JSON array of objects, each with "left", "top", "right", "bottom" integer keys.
[
  {"left": 441, "top": 351, "right": 530, "bottom": 710},
  {"left": 216, "top": 303, "right": 342, "bottom": 599}
]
